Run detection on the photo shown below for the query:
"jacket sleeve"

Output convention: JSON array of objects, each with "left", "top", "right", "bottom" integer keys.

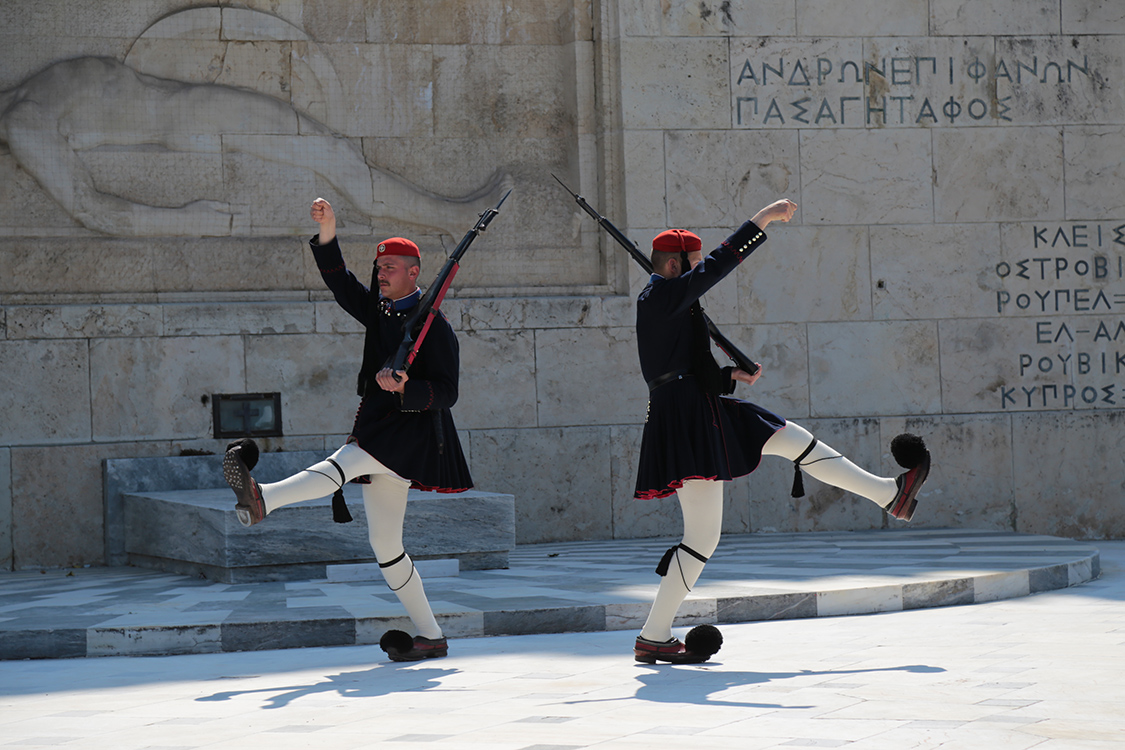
[
  {"left": 309, "top": 234, "right": 371, "bottom": 324},
  {"left": 665, "top": 220, "right": 768, "bottom": 316},
  {"left": 400, "top": 312, "right": 460, "bottom": 412}
]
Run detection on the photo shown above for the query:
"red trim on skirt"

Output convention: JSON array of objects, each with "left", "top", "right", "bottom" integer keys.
[{"left": 634, "top": 475, "right": 719, "bottom": 500}]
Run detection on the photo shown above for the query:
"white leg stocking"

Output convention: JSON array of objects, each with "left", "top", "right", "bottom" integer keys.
[
  {"left": 364, "top": 475, "right": 443, "bottom": 640},
  {"left": 259, "top": 442, "right": 384, "bottom": 513},
  {"left": 763, "top": 422, "right": 896, "bottom": 507},
  {"left": 639, "top": 479, "right": 724, "bottom": 643}
]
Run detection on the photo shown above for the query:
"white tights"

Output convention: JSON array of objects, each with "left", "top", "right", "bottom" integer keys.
[
  {"left": 258, "top": 443, "right": 443, "bottom": 640},
  {"left": 639, "top": 422, "right": 896, "bottom": 642},
  {"left": 762, "top": 422, "right": 897, "bottom": 507}
]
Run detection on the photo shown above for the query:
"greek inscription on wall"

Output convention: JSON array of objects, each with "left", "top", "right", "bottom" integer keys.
[
  {"left": 730, "top": 37, "right": 1121, "bottom": 128},
  {"left": 995, "top": 222, "right": 1125, "bottom": 410}
]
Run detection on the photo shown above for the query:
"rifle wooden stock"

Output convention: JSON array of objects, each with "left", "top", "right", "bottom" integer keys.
[
  {"left": 552, "top": 174, "right": 759, "bottom": 376},
  {"left": 389, "top": 189, "right": 511, "bottom": 375}
]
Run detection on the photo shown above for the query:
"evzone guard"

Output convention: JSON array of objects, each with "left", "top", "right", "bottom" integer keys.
[
  {"left": 223, "top": 195, "right": 502, "bottom": 662},
  {"left": 629, "top": 199, "right": 931, "bottom": 664}
]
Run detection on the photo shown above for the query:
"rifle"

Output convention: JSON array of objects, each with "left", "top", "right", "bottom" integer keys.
[
  {"left": 552, "top": 174, "right": 759, "bottom": 376},
  {"left": 388, "top": 189, "right": 511, "bottom": 377}
]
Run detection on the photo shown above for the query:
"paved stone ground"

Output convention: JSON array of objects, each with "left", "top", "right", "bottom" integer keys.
[
  {"left": 0, "top": 538, "right": 1121, "bottom": 749},
  {"left": 0, "top": 529, "right": 1099, "bottom": 659}
]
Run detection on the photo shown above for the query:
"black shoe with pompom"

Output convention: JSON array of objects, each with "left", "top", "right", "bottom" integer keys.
[
  {"left": 380, "top": 629, "right": 448, "bottom": 662},
  {"left": 885, "top": 433, "right": 930, "bottom": 522},
  {"left": 634, "top": 625, "right": 723, "bottom": 664},
  {"left": 222, "top": 438, "right": 265, "bottom": 527}
]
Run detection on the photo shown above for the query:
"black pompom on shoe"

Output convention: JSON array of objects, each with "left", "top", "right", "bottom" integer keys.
[
  {"left": 225, "top": 438, "right": 259, "bottom": 470},
  {"left": 886, "top": 434, "right": 931, "bottom": 522},
  {"left": 380, "top": 629, "right": 414, "bottom": 654},
  {"left": 684, "top": 624, "right": 723, "bottom": 659},
  {"left": 890, "top": 433, "right": 927, "bottom": 470},
  {"left": 380, "top": 630, "right": 448, "bottom": 662},
  {"left": 634, "top": 626, "right": 723, "bottom": 664}
]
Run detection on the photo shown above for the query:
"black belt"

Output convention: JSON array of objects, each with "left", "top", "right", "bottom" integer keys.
[{"left": 647, "top": 369, "right": 691, "bottom": 392}]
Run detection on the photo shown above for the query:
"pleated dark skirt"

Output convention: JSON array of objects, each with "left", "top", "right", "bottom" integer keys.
[
  {"left": 634, "top": 378, "right": 785, "bottom": 499},
  {"left": 351, "top": 395, "right": 473, "bottom": 493}
]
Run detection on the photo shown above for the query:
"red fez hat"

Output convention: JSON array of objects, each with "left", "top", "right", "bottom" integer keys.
[
  {"left": 376, "top": 237, "right": 420, "bottom": 258},
  {"left": 652, "top": 229, "right": 702, "bottom": 253}
]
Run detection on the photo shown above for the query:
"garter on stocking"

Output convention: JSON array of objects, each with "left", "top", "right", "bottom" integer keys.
[
  {"left": 639, "top": 479, "right": 723, "bottom": 642},
  {"left": 763, "top": 423, "right": 896, "bottom": 507}
]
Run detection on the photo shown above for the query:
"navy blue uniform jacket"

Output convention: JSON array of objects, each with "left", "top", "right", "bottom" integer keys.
[
  {"left": 310, "top": 236, "right": 472, "bottom": 493},
  {"left": 634, "top": 220, "right": 786, "bottom": 499}
]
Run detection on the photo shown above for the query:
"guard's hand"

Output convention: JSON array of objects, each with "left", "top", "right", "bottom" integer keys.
[
  {"left": 732, "top": 365, "right": 763, "bottom": 387},
  {"left": 376, "top": 367, "right": 407, "bottom": 393},
  {"left": 310, "top": 198, "right": 337, "bottom": 244},
  {"left": 752, "top": 199, "right": 797, "bottom": 229}
]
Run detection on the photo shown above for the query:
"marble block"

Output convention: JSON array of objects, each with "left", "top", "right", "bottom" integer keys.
[
  {"left": 7, "top": 304, "right": 162, "bottom": 340},
  {"left": 619, "top": 37, "right": 730, "bottom": 129},
  {"left": 89, "top": 336, "right": 245, "bottom": 441},
  {"left": 797, "top": 0, "right": 927, "bottom": 36},
  {"left": 994, "top": 36, "right": 1124, "bottom": 125},
  {"left": 0, "top": 448, "right": 10, "bottom": 570},
  {"left": 622, "top": 131, "right": 667, "bottom": 229},
  {"left": 661, "top": 0, "right": 795, "bottom": 36},
  {"left": 930, "top": 0, "right": 1059, "bottom": 36},
  {"left": 664, "top": 129, "right": 800, "bottom": 228},
  {"left": 124, "top": 485, "right": 515, "bottom": 583},
  {"left": 0, "top": 340, "right": 92, "bottom": 445},
  {"left": 1064, "top": 127, "right": 1125, "bottom": 217},
  {"left": 1063, "top": 1, "right": 1125, "bottom": 34},
  {"left": 800, "top": 129, "right": 933, "bottom": 225},
  {"left": 739, "top": 226, "right": 871, "bottom": 324},
  {"left": 934, "top": 127, "right": 1064, "bottom": 222},
  {"left": 808, "top": 321, "right": 942, "bottom": 417}
]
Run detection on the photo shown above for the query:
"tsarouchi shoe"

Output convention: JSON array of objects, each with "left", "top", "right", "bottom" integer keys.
[
  {"left": 634, "top": 625, "right": 723, "bottom": 664},
  {"left": 886, "top": 433, "right": 931, "bottom": 522},
  {"left": 223, "top": 443, "right": 265, "bottom": 527},
  {"left": 380, "top": 630, "right": 448, "bottom": 662}
]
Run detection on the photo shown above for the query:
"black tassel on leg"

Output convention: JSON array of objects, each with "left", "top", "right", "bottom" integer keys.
[
  {"left": 332, "top": 488, "right": 353, "bottom": 523},
  {"left": 655, "top": 545, "right": 678, "bottom": 576},
  {"left": 791, "top": 436, "right": 817, "bottom": 498}
]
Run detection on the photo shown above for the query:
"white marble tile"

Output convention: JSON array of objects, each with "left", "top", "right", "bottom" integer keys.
[{"left": 816, "top": 584, "right": 904, "bottom": 616}]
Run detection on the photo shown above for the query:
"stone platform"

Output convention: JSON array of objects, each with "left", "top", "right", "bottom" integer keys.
[
  {"left": 124, "top": 486, "right": 516, "bottom": 583},
  {"left": 104, "top": 452, "right": 515, "bottom": 583},
  {"left": 0, "top": 528, "right": 1100, "bottom": 660}
]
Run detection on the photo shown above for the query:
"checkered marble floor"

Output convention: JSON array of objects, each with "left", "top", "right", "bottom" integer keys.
[
  {"left": 0, "top": 529, "right": 1099, "bottom": 660},
  {"left": 0, "top": 540, "right": 1120, "bottom": 750}
]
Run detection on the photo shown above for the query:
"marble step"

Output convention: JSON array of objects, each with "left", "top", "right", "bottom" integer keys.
[{"left": 124, "top": 485, "right": 515, "bottom": 583}]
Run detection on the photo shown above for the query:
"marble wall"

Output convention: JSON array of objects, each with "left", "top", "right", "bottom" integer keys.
[{"left": 1, "top": 0, "right": 1123, "bottom": 569}]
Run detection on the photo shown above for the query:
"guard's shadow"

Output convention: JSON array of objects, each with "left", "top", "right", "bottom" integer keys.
[
  {"left": 196, "top": 662, "right": 458, "bottom": 709},
  {"left": 567, "top": 662, "right": 945, "bottom": 710}
]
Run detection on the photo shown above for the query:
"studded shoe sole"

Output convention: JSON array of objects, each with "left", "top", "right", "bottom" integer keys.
[{"left": 223, "top": 447, "right": 265, "bottom": 527}]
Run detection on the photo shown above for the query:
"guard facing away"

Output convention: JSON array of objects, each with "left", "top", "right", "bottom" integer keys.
[
  {"left": 223, "top": 197, "right": 479, "bottom": 662},
  {"left": 632, "top": 199, "right": 931, "bottom": 665}
]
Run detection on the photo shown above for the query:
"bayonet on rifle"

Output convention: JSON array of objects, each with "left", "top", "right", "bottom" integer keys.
[{"left": 552, "top": 174, "right": 759, "bottom": 376}]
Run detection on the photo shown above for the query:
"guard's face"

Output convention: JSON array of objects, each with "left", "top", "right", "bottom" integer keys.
[{"left": 376, "top": 256, "right": 419, "bottom": 300}]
